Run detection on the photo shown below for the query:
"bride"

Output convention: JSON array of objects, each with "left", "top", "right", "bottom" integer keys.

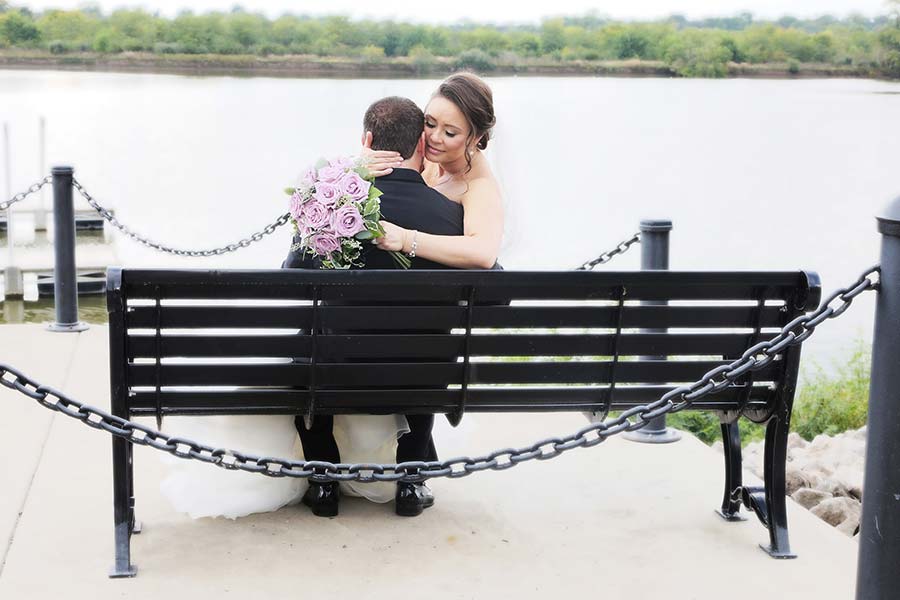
[{"left": 160, "top": 72, "right": 504, "bottom": 519}]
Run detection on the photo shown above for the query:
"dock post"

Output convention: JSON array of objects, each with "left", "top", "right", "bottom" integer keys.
[
  {"left": 3, "top": 122, "right": 24, "bottom": 300},
  {"left": 35, "top": 116, "right": 47, "bottom": 231},
  {"left": 624, "top": 219, "right": 682, "bottom": 444},
  {"left": 47, "top": 166, "right": 87, "bottom": 332},
  {"left": 856, "top": 198, "right": 900, "bottom": 599}
]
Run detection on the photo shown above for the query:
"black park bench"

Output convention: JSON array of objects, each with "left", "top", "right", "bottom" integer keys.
[{"left": 106, "top": 267, "right": 821, "bottom": 577}]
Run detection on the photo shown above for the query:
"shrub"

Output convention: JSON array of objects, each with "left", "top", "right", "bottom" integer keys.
[
  {"left": 667, "top": 342, "right": 870, "bottom": 445},
  {"left": 153, "top": 41, "right": 182, "bottom": 54},
  {"left": 409, "top": 44, "right": 435, "bottom": 72},
  {"left": 664, "top": 31, "right": 732, "bottom": 77},
  {"left": 48, "top": 39, "right": 68, "bottom": 54},
  {"left": 255, "top": 42, "right": 286, "bottom": 56},
  {"left": 788, "top": 58, "right": 800, "bottom": 74},
  {"left": 666, "top": 411, "right": 765, "bottom": 446},
  {"left": 792, "top": 342, "right": 870, "bottom": 440},
  {"left": 359, "top": 44, "right": 385, "bottom": 63},
  {"left": 454, "top": 48, "right": 495, "bottom": 71},
  {"left": 93, "top": 29, "right": 123, "bottom": 53}
]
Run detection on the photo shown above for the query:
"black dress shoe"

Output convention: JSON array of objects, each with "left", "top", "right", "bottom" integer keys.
[
  {"left": 302, "top": 481, "right": 340, "bottom": 517},
  {"left": 395, "top": 482, "right": 435, "bottom": 517}
]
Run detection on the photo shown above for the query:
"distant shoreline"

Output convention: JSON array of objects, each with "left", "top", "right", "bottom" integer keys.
[{"left": 0, "top": 51, "right": 880, "bottom": 80}]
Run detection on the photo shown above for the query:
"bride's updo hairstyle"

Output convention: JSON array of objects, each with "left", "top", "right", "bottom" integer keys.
[{"left": 434, "top": 72, "right": 496, "bottom": 173}]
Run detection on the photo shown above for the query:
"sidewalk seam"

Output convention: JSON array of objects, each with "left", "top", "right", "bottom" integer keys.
[{"left": 0, "top": 332, "right": 82, "bottom": 578}]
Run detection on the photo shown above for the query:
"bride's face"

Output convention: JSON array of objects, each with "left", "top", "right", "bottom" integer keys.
[{"left": 424, "top": 96, "right": 471, "bottom": 165}]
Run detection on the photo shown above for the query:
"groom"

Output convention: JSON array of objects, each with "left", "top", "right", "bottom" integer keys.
[{"left": 282, "top": 96, "right": 464, "bottom": 518}]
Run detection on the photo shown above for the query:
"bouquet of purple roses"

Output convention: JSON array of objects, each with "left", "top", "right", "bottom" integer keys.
[{"left": 287, "top": 156, "right": 410, "bottom": 269}]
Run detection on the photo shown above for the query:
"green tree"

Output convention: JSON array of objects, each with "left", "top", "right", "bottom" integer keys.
[
  {"left": 225, "top": 11, "right": 267, "bottom": 49},
  {"left": 0, "top": 10, "right": 40, "bottom": 45},
  {"left": 877, "top": 0, "right": 900, "bottom": 77},
  {"left": 108, "top": 9, "right": 159, "bottom": 50},
  {"left": 879, "top": 26, "right": 900, "bottom": 77},
  {"left": 540, "top": 19, "right": 565, "bottom": 54},
  {"left": 161, "top": 12, "right": 225, "bottom": 54},
  {"left": 509, "top": 31, "right": 541, "bottom": 56},
  {"left": 458, "top": 27, "right": 508, "bottom": 55},
  {"left": 37, "top": 10, "right": 100, "bottom": 48}
]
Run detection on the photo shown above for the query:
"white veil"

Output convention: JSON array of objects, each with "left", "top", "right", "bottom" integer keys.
[{"left": 482, "top": 119, "right": 517, "bottom": 266}]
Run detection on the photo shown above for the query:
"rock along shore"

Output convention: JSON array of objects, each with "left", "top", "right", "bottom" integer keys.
[{"left": 715, "top": 428, "right": 866, "bottom": 537}]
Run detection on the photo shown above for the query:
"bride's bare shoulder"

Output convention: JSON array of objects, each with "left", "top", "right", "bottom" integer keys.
[{"left": 462, "top": 171, "right": 502, "bottom": 206}]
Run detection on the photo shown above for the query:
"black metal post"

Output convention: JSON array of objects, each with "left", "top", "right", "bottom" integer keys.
[
  {"left": 624, "top": 219, "right": 682, "bottom": 444},
  {"left": 856, "top": 198, "right": 900, "bottom": 599},
  {"left": 47, "top": 166, "right": 87, "bottom": 332}
]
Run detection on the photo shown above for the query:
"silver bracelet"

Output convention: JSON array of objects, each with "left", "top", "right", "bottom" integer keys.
[{"left": 406, "top": 230, "right": 418, "bottom": 258}]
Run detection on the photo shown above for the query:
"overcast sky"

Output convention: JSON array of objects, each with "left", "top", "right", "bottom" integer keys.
[{"left": 13, "top": 0, "right": 898, "bottom": 23}]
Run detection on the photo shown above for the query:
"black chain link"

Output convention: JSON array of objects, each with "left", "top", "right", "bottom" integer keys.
[
  {"left": 0, "top": 176, "right": 52, "bottom": 212},
  {"left": 71, "top": 177, "right": 291, "bottom": 257},
  {"left": 0, "top": 266, "right": 880, "bottom": 484},
  {"left": 576, "top": 232, "right": 641, "bottom": 270}
]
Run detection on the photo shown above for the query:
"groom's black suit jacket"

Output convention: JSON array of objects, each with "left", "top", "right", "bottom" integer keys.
[{"left": 282, "top": 168, "right": 464, "bottom": 464}]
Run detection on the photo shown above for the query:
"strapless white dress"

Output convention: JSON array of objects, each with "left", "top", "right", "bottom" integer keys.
[{"left": 159, "top": 414, "right": 409, "bottom": 519}]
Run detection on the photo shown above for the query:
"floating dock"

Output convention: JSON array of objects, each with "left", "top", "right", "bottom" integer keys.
[{"left": 0, "top": 209, "right": 106, "bottom": 232}]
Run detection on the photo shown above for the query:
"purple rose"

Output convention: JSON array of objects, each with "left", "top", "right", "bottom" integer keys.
[
  {"left": 340, "top": 171, "right": 371, "bottom": 202},
  {"left": 312, "top": 232, "right": 340, "bottom": 256},
  {"left": 299, "top": 167, "right": 317, "bottom": 187},
  {"left": 333, "top": 204, "right": 365, "bottom": 237},
  {"left": 289, "top": 191, "right": 306, "bottom": 222},
  {"left": 300, "top": 200, "right": 332, "bottom": 230},
  {"left": 317, "top": 165, "right": 345, "bottom": 184},
  {"left": 314, "top": 181, "right": 341, "bottom": 207}
]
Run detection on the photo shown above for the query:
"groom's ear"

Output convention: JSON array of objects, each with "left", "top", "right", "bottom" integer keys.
[
  {"left": 416, "top": 132, "right": 426, "bottom": 156},
  {"left": 363, "top": 131, "right": 373, "bottom": 149}
]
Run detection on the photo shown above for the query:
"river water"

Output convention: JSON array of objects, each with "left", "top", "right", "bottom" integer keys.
[{"left": 2, "top": 70, "right": 899, "bottom": 368}]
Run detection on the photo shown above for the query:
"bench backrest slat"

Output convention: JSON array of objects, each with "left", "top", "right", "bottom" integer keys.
[
  {"left": 126, "top": 332, "right": 789, "bottom": 360},
  {"left": 126, "top": 385, "right": 778, "bottom": 417},
  {"left": 124, "top": 304, "right": 792, "bottom": 330},
  {"left": 125, "top": 360, "right": 784, "bottom": 387}
]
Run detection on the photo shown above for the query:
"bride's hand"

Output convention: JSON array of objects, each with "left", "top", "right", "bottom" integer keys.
[
  {"left": 374, "top": 220, "right": 406, "bottom": 252},
  {"left": 362, "top": 131, "right": 403, "bottom": 177}
]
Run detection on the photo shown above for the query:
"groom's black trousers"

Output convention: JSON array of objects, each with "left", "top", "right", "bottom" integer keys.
[{"left": 295, "top": 414, "right": 439, "bottom": 464}]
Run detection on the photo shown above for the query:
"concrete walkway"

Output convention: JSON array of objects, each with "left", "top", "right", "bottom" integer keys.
[{"left": 0, "top": 324, "right": 858, "bottom": 599}]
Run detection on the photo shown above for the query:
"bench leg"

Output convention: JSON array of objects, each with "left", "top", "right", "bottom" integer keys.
[
  {"left": 127, "top": 442, "right": 141, "bottom": 535},
  {"left": 109, "top": 436, "right": 138, "bottom": 578},
  {"left": 715, "top": 421, "right": 747, "bottom": 522},
  {"left": 758, "top": 413, "right": 796, "bottom": 559}
]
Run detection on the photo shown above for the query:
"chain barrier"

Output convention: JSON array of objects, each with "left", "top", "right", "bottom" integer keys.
[
  {"left": 71, "top": 177, "right": 291, "bottom": 257},
  {"left": 10, "top": 174, "right": 638, "bottom": 265},
  {"left": 575, "top": 232, "right": 641, "bottom": 270},
  {"left": 0, "top": 265, "right": 880, "bottom": 484},
  {"left": 0, "top": 176, "right": 52, "bottom": 213}
]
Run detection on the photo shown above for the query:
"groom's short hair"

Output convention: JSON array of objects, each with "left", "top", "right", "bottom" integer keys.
[{"left": 363, "top": 96, "right": 424, "bottom": 160}]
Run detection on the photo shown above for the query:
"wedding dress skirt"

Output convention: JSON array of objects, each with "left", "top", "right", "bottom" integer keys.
[{"left": 160, "top": 414, "right": 409, "bottom": 519}]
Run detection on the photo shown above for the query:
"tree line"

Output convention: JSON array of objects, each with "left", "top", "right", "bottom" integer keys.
[{"left": 1, "top": 2, "right": 898, "bottom": 78}]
